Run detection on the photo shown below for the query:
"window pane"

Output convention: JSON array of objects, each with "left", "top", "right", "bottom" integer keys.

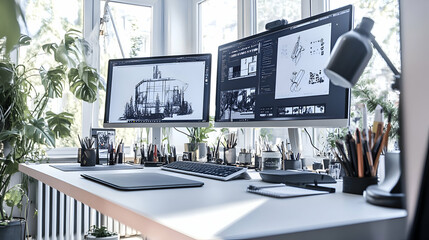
[
  {"left": 19, "top": 0, "right": 83, "bottom": 147},
  {"left": 99, "top": 1, "right": 153, "bottom": 147},
  {"left": 257, "top": 0, "right": 301, "bottom": 33},
  {"left": 199, "top": 0, "right": 237, "bottom": 119}
]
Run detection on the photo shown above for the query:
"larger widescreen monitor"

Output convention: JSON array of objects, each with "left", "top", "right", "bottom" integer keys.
[
  {"left": 215, "top": 5, "right": 353, "bottom": 127},
  {"left": 104, "top": 54, "right": 211, "bottom": 128}
]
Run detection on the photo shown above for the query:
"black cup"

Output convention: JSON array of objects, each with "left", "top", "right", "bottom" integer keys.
[
  {"left": 343, "top": 176, "right": 378, "bottom": 195},
  {"left": 285, "top": 160, "right": 302, "bottom": 170},
  {"left": 81, "top": 149, "right": 96, "bottom": 167}
]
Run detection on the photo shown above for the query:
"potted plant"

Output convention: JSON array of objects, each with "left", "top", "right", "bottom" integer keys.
[
  {"left": 0, "top": 184, "right": 28, "bottom": 240},
  {"left": 175, "top": 120, "right": 215, "bottom": 161},
  {"left": 85, "top": 225, "right": 118, "bottom": 240},
  {"left": 0, "top": 23, "right": 103, "bottom": 240}
]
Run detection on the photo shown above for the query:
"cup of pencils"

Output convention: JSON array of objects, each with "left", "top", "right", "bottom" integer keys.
[
  {"left": 79, "top": 136, "right": 96, "bottom": 167},
  {"left": 334, "top": 119, "right": 391, "bottom": 194}
]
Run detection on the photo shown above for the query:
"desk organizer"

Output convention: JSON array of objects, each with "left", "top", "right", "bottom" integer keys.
[{"left": 343, "top": 176, "right": 377, "bottom": 195}]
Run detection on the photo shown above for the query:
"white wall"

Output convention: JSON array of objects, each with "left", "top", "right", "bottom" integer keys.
[{"left": 400, "top": 0, "right": 429, "bottom": 230}]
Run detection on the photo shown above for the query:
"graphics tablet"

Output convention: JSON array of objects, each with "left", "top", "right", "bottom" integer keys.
[{"left": 81, "top": 172, "right": 204, "bottom": 190}]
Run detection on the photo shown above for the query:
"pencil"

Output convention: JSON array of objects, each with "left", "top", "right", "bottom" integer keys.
[
  {"left": 355, "top": 128, "right": 364, "bottom": 178},
  {"left": 374, "top": 122, "right": 383, "bottom": 148},
  {"left": 361, "top": 130, "right": 374, "bottom": 174},
  {"left": 372, "top": 123, "right": 392, "bottom": 176},
  {"left": 368, "top": 129, "right": 372, "bottom": 150}
]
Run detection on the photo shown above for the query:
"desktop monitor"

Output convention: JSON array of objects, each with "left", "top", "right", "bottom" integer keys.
[
  {"left": 104, "top": 54, "right": 211, "bottom": 128},
  {"left": 214, "top": 5, "right": 353, "bottom": 128}
]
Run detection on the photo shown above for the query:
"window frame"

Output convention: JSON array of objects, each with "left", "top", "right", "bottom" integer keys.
[{"left": 81, "top": 0, "right": 160, "bottom": 138}]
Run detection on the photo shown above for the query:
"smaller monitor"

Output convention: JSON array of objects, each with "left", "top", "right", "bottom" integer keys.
[{"left": 104, "top": 54, "right": 211, "bottom": 128}]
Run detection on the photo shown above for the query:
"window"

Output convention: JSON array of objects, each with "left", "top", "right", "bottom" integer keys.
[
  {"left": 256, "top": 0, "right": 301, "bottom": 33},
  {"left": 19, "top": 0, "right": 84, "bottom": 147},
  {"left": 198, "top": 0, "right": 238, "bottom": 117},
  {"left": 98, "top": 1, "right": 153, "bottom": 147}
]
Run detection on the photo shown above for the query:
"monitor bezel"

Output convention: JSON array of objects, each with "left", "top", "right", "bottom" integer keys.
[
  {"left": 103, "top": 54, "right": 212, "bottom": 128},
  {"left": 214, "top": 5, "right": 353, "bottom": 128}
]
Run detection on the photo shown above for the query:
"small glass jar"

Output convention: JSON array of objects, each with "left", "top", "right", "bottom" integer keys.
[
  {"left": 329, "top": 161, "right": 342, "bottom": 180},
  {"left": 261, "top": 151, "right": 281, "bottom": 171}
]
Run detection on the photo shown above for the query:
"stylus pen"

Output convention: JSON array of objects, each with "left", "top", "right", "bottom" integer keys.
[
  {"left": 356, "top": 128, "right": 364, "bottom": 178},
  {"left": 349, "top": 136, "right": 358, "bottom": 177},
  {"left": 248, "top": 184, "right": 285, "bottom": 190},
  {"left": 285, "top": 182, "right": 336, "bottom": 193}
]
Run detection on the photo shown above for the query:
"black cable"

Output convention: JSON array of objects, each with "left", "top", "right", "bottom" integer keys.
[{"left": 304, "top": 128, "right": 320, "bottom": 152}]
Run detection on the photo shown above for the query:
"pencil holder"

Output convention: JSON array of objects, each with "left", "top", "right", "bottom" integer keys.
[
  {"left": 224, "top": 148, "right": 237, "bottom": 164},
  {"left": 261, "top": 151, "right": 281, "bottom": 171},
  {"left": 343, "top": 176, "right": 377, "bottom": 195},
  {"left": 81, "top": 149, "right": 96, "bottom": 167},
  {"left": 285, "top": 160, "right": 302, "bottom": 170}
]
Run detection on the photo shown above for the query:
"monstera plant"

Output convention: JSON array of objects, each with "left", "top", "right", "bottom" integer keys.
[{"left": 0, "top": 28, "right": 103, "bottom": 238}]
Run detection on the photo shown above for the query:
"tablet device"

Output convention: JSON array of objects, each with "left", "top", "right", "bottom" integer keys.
[{"left": 81, "top": 172, "right": 204, "bottom": 190}]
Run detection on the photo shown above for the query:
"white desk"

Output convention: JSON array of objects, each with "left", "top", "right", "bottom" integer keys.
[{"left": 19, "top": 163, "right": 407, "bottom": 240}]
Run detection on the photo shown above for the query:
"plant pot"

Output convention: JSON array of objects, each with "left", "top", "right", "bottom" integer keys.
[
  {"left": 0, "top": 218, "right": 26, "bottom": 240},
  {"left": 85, "top": 234, "right": 119, "bottom": 240},
  {"left": 81, "top": 149, "right": 96, "bottom": 166}
]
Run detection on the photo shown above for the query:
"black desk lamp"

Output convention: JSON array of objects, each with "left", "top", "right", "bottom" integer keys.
[
  {"left": 324, "top": 17, "right": 404, "bottom": 208},
  {"left": 325, "top": 17, "right": 400, "bottom": 90}
]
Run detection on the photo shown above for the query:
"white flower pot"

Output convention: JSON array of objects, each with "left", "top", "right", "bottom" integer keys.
[{"left": 85, "top": 234, "right": 118, "bottom": 240}]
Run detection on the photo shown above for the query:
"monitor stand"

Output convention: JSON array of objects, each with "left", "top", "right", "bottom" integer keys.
[
  {"left": 288, "top": 128, "right": 301, "bottom": 156},
  {"left": 151, "top": 127, "right": 162, "bottom": 147}
]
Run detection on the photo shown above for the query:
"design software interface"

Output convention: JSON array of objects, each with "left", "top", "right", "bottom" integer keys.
[{"left": 215, "top": 6, "right": 352, "bottom": 125}]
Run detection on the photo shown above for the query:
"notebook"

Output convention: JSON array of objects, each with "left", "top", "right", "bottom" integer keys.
[{"left": 247, "top": 184, "right": 332, "bottom": 198}]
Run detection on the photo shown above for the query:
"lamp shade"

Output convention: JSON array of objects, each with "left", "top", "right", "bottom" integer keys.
[{"left": 324, "top": 17, "right": 375, "bottom": 88}]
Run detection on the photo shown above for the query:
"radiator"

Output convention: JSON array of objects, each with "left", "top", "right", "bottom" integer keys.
[{"left": 37, "top": 181, "right": 139, "bottom": 240}]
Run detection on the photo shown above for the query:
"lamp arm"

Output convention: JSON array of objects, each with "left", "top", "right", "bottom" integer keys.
[{"left": 370, "top": 34, "right": 401, "bottom": 76}]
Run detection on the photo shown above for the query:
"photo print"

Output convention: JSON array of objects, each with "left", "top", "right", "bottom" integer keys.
[
  {"left": 219, "top": 88, "right": 256, "bottom": 121},
  {"left": 275, "top": 23, "right": 332, "bottom": 99},
  {"left": 90, "top": 128, "right": 115, "bottom": 150}
]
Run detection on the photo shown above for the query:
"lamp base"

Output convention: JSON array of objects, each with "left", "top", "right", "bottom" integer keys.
[{"left": 364, "top": 185, "right": 404, "bottom": 208}]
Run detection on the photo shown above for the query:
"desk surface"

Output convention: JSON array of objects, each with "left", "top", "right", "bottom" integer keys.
[{"left": 19, "top": 163, "right": 407, "bottom": 240}]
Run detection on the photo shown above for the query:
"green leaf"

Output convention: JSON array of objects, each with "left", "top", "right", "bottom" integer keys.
[
  {"left": 4, "top": 185, "right": 25, "bottom": 208},
  {"left": 54, "top": 44, "right": 72, "bottom": 66},
  {"left": 0, "top": 0, "right": 22, "bottom": 53},
  {"left": 68, "top": 63, "right": 102, "bottom": 103},
  {"left": 18, "top": 35, "right": 31, "bottom": 46},
  {"left": 24, "top": 118, "right": 55, "bottom": 147},
  {"left": 46, "top": 111, "right": 73, "bottom": 138},
  {"left": 40, "top": 66, "right": 66, "bottom": 98},
  {"left": 0, "top": 129, "right": 20, "bottom": 142},
  {"left": 42, "top": 43, "right": 58, "bottom": 55}
]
